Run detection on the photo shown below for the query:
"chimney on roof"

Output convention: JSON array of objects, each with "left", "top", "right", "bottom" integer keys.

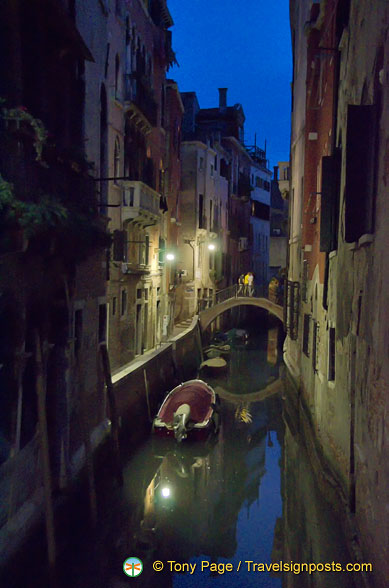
[{"left": 218, "top": 88, "right": 227, "bottom": 110}]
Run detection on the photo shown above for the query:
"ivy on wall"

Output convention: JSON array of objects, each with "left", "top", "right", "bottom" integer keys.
[{"left": 0, "top": 101, "right": 111, "bottom": 258}]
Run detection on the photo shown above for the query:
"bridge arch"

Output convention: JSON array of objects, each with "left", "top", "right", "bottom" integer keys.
[{"left": 199, "top": 296, "right": 284, "bottom": 331}]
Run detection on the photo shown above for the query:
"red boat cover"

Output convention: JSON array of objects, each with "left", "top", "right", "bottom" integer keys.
[{"left": 158, "top": 382, "right": 213, "bottom": 425}]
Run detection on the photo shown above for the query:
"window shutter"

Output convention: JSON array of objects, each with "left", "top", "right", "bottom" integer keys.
[
  {"left": 320, "top": 151, "right": 340, "bottom": 252},
  {"left": 345, "top": 105, "right": 377, "bottom": 242}
]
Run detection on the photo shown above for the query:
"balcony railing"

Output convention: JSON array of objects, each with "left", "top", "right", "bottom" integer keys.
[
  {"left": 124, "top": 73, "right": 158, "bottom": 127},
  {"left": 122, "top": 180, "right": 160, "bottom": 224}
]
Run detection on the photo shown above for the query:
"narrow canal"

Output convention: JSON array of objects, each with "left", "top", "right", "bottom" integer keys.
[{"left": 3, "top": 317, "right": 359, "bottom": 588}]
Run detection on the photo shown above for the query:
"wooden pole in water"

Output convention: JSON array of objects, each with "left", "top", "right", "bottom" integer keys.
[
  {"left": 99, "top": 343, "right": 123, "bottom": 486},
  {"left": 77, "top": 365, "right": 98, "bottom": 528},
  {"left": 34, "top": 331, "right": 57, "bottom": 584},
  {"left": 143, "top": 368, "right": 152, "bottom": 422},
  {"left": 196, "top": 321, "right": 204, "bottom": 364}
]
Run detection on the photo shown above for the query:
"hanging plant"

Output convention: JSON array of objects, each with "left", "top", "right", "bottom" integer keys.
[
  {"left": 0, "top": 174, "right": 67, "bottom": 237},
  {"left": 1, "top": 105, "right": 48, "bottom": 162}
]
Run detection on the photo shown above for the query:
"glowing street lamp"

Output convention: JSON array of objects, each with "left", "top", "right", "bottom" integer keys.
[
  {"left": 166, "top": 252, "right": 175, "bottom": 261},
  {"left": 207, "top": 243, "right": 216, "bottom": 251}
]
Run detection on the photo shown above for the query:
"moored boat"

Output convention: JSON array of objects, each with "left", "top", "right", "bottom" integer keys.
[
  {"left": 152, "top": 379, "right": 219, "bottom": 442},
  {"left": 199, "top": 357, "right": 228, "bottom": 375}
]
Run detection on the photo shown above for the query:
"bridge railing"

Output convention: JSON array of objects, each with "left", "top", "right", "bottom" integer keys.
[
  {"left": 214, "top": 283, "right": 268, "bottom": 304},
  {"left": 215, "top": 284, "right": 238, "bottom": 305},
  {"left": 197, "top": 282, "right": 284, "bottom": 314}
]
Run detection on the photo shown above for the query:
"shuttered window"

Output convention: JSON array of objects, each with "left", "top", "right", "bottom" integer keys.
[
  {"left": 345, "top": 105, "right": 378, "bottom": 242},
  {"left": 320, "top": 151, "right": 341, "bottom": 252}
]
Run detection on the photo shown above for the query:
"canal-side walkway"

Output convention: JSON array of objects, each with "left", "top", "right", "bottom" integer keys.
[{"left": 111, "top": 316, "right": 199, "bottom": 385}]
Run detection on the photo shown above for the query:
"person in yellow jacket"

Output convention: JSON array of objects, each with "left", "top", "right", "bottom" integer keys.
[{"left": 244, "top": 272, "right": 250, "bottom": 296}]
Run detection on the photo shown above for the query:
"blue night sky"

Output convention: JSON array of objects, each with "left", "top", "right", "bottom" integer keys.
[{"left": 168, "top": 0, "right": 292, "bottom": 172}]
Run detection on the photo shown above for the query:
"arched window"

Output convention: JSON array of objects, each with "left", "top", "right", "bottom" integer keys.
[{"left": 114, "top": 137, "right": 121, "bottom": 184}]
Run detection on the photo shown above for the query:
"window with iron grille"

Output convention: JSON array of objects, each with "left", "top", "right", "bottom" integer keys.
[
  {"left": 291, "top": 281, "right": 300, "bottom": 340},
  {"left": 303, "top": 313, "right": 310, "bottom": 357},
  {"left": 285, "top": 280, "right": 300, "bottom": 340}
]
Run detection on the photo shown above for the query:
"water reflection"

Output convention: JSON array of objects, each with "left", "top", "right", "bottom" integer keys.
[
  {"left": 278, "top": 397, "right": 358, "bottom": 588},
  {"left": 4, "top": 325, "right": 362, "bottom": 588}
]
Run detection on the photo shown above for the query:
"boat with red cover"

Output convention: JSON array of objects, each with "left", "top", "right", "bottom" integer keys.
[{"left": 152, "top": 379, "right": 219, "bottom": 442}]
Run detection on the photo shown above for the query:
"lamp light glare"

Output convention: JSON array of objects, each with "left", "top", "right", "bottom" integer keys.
[
  {"left": 161, "top": 486, "right": 171, "bottom": 498},
  {"left": 208, "top": 243, "right": 216, "bottom": 251},
  {"left": 166, "top": 253, "right": 175, "bottom": 261}
]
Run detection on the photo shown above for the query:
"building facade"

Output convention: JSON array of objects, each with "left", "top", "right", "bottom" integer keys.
[
  {"left": 0, "top": 0, "right": 109, "bottom": 558},
  {"left": 249, "top": 148, "right": 272, "bottom": 290},
  {"left": 286, "top": 1, "right": 389, "bottom": 584},
  {"left": 176, "top": 138, "right": 229, "bottom": 319},
  {"left": 269, "top": 162, "right": 289, "bottom": 279},
  {"left": 104, "top": 0, "right": 180, "bottom": 370}
]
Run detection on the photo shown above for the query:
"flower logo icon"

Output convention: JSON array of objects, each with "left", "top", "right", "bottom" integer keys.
[{"left": 123, "top": 557, "right": 143, "bottom": 577}]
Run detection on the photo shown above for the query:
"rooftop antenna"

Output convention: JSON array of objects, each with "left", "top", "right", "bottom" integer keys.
[{"left": 254, "top": 133, "right": 257, "bottom": 150}]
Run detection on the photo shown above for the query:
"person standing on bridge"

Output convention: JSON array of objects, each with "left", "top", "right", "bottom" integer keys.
[
  {"left": 244, "top": 272, "right": 250, "bottom": 296},
  {"left": 248, "top": 272, "right": 254, "bottom": 296},
  {"left": 237, "top": 274, "right": 245, "bottom": 296}
]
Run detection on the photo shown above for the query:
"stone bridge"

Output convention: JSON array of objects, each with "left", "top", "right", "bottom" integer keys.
[{"left": 198, "top": 285, "right": 284, "bottom": 331}]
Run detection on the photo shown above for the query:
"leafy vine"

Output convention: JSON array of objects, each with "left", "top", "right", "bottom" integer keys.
[{"left": 1, "top": 105, "right": 48, "bottom": 162}]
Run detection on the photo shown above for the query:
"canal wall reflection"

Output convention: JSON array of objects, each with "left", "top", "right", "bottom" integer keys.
[
  {"left": 278, "top": 393, "right": 359, "bottom": 588},
  {"left": 1, "top": 324, "right": 369, "bottom": 588}
]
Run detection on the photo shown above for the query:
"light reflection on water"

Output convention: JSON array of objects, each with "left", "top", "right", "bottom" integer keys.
[{"left": 6, "top": 323, "right": 361, "bottom": 588}]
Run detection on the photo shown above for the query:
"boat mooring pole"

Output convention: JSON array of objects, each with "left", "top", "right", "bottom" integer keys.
[
  {"left": 34, "top": 331, "right": 57, "bottom": 586},
  {"left": 143, "top": 368, "right": 152, "bottom": 422},
  {"left": 99, "top": 343, "right": 123, "bottom": 486}
]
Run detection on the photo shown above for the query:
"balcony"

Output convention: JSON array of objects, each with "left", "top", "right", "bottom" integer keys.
[
  {"left": 238, "top": 173, "right": 252, "bottom": 201},
  {"left": 124, "top": 73, "right": 158, "bottom": 129},
  {"left": 122, "top": 181, "right": 161, "bottom": 225},
  {"left": 121, "top": 261, "right": 149, "bottom": 276}
]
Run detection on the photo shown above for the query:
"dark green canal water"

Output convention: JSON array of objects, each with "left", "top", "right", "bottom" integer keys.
[{"left": 2, "top": 320, "right": 360, "bottom": 588}]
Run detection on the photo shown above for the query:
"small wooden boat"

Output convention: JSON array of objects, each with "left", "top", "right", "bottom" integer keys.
[
  {"left": 153, "top": 379, "right": 219, "bottom": 442},
  {"left": 204, "top": 343, "right": 231, "bottom": 356},
  {"left": 205, "top": 348, "right": 222, "bottom": 359},
  {"left": 199, "top": 357, "right": 228, "bottom": 375}
]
